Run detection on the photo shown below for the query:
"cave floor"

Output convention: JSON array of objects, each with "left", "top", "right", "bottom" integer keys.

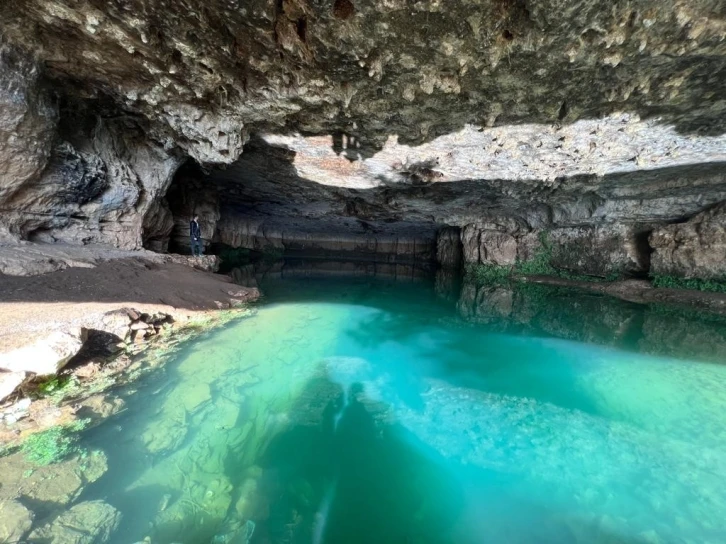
[{"left": 0, "top": 246, "right": 238, "bottom": 354}]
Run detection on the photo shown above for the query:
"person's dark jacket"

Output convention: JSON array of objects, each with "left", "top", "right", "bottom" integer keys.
[{"left": 190, "top": 220, "right": 201, "bottom": 240}]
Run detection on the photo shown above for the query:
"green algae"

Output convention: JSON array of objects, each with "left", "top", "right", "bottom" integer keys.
[{"left": 21, "top": 419, "right": 90, "bottom": 466}]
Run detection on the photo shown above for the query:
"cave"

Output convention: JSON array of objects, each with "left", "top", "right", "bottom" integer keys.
[{"left": 2, "top": 1, "right": 726, "bottom": 542}]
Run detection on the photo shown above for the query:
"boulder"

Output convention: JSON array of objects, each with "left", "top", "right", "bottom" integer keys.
[
  {"left": 227, "top": 287, "right": 261, "bottom": 303},
  {"left": 98, "top": 310, "right": 133, "bottom": 340},
  {"left": 76, "top": 394, "right": 126, "bottom": 420},
  {"left": 28, "top": 500, "right": 121, "bottom": 544},
  {"left": 0, "top": 500, "right": 34, "bottom": 543},
  {"left": 650, "top": 203, "right": 726, "bottom": 279},
  {"left": 0, "top": 330, "right": 83, "bottom": 376},
  {"left": 0, "top": 397, "right": 32, "bottom": 424}
]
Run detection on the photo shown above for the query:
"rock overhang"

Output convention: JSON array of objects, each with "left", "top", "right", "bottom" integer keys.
[{"left": 3, "top": 0, "right": 726, "bottom": 279}]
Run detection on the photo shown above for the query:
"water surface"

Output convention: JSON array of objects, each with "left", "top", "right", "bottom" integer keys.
[{"left": 76, "top": 273, "right": 726, "bottom": 544}]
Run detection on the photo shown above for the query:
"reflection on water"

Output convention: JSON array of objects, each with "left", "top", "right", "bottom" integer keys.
[{"left": 10, "top": 264, "right": 726, "bottom": 543}]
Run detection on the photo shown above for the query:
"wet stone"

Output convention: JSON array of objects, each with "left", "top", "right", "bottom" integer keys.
[
  {"left": 0, "top": 499, "right": 34, "bottom": 543},
  {"left": 28, "top": 500, "right": 121, "bottom": 544}
]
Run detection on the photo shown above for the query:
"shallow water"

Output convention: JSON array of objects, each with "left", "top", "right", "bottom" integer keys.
[{"left": 73, "top": 272, "right": 726, "bottom": 544}]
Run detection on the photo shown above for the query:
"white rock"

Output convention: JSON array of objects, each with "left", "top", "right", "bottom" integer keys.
[
  {"left": 0, "top": 500, "right": 34, "bottom": 543},
  {"left": 0, "top": 370, "right": 26, "bottom": 403},
  {"left": 0, "top": 330, "right": 83, "bottom": 376}
]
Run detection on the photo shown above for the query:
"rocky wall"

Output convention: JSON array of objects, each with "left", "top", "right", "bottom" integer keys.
[
  {"left": 650, "top": 203, "right": 726, "bottom": 279},
  {"left": 461, "top": 222, "right": 652, "bottom": 277},
  {"left": 0, "top": 46, "right": 182, "bottom": 250},
  {"left": 216, "top": 214, "right": 437, "bottom": 264}
]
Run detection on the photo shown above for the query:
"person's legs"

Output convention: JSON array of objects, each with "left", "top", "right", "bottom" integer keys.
[{"left": 190, "top": 237, "right": 198, "bottom": 257}]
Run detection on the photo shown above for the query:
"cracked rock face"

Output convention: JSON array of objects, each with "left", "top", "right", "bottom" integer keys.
[{"left": 650, "top": 203, "right": 726, "bottom": 279}]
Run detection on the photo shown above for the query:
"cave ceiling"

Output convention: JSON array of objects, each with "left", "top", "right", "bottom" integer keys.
[{"left": 3, "top": 0, "right": 726, "bottom": 165}]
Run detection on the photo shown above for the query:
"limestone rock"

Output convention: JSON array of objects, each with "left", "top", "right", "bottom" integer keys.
[
  {"left": 98, "top": 310, "right": 133, "bottom": 341},
  {"left": 460, "top": 223, "right": 650, "bottom": 277},
  {"left": 2, "top": 0, "right": 726, "bottom": 282},
  {"left": 142, "top": 409, "right": 189, "bottom": 454},
  {"left": 0, "top": 450, "right": 108, "bottom": 509},
  {"left": 0, "top": 499, "right": 34, "bottom": 543},
  {"left": 0, "top": 330, "right": 83, "bottom": 376},
  {"left": 28, "top": 500, "right": 121, "bottom": 544},
  {"left": 0, "top": 397, "right": 32, "bottom": 424},
  {"left": 226, "top": 287, "right": 261, "bottom": 303},
  {"left": 548, "top": 225, "right": 651, "bottom": 277},
  {"left": 0, "top": 371, "right": 26, "bottom": 404},
  {"left": 650, "top": 203, "right": 726, "bottom": 279},
  {"left": 162, "top": 254, "right": 221, "bottom": 272},
  {"left": 77, "top": 394, "right": 126, "bottom": 420},
  {"left": 464, "top": 228, "right": 519, "bottom": 267},
  {"left": 142, "top": 197, "right": 175, "bottom": 253},
  {"left": 436, "top": 227, "right": 462, "bottom": 269},
  {"left": 0, "top": 44, "right": 56, "bottom": 234},
  {"left": 4, "top": 0, "right": 726, "bottom": 159}
]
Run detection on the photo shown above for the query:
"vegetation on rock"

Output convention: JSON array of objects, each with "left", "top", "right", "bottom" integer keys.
[
  {"left": 465, "top": 232, "right": 620, "bottom": 287},
  {"left": 20, "top": 419, "right": 90, "bottom": 466},
  {"left": 651, "top": 275, "right": 726, "bottom": 294}
]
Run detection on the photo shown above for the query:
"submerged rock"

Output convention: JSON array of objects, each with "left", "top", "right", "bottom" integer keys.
[
  {"left": 28, "top": 500, "right": 121, "bottom": 544},
  {"left": 141, "top": 408, "right": 189, "bottom": 454},
  {"left": 213, "top": 518, "right": 256, "bottom": 544},
  {"left": 0, "top": 450, "right": 108, "bottom": 512},
  {"left": 0, "top": 499, "right": 34, "bottom": 543}
]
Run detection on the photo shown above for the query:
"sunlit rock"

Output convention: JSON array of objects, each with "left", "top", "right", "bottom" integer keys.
[
  {"left": 0, "top": 371, "right": 27, "bottom": 404},
  {"left": 0, "top": 330, "right": 83, "bottom": 376},
  {"left": 0, "top": 450, "right": 108, "bottom": 512},
  {"left": 0, "top": 499, "right": 34, "bottom": 543}
]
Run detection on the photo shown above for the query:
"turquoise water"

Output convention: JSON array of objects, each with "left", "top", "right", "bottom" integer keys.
[{"left": 76, "top": 275, "right": 726, "bottom": 544}]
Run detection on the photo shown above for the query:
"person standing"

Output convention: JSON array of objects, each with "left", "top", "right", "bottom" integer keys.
[{"left": 190, "top": 215, "right": 203, "bottom": 257}]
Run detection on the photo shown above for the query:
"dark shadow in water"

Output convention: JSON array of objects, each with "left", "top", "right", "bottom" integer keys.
[
  {"left": 254, "top": 369, "right": 654, "bottom": 544},
  {"left": 257, "top": 372, "right": 464, "bottom": 544}
]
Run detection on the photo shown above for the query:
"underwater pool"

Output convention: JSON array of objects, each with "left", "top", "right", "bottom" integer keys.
[{"left": 67, "top": 273, "right": 726, "bottom": 543}]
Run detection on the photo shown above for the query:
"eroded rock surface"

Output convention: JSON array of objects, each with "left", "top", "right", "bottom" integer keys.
[
  {"left": 2, "top": 1, "right": 726, "bottom": 279},
  {"left": 0, "top": 499, "right": 34, "bottom": 543},
  {"left": 0, "top": 451, "right": 108, "bottom": 511},
  {"left": 28, "top": 500, "right": 121, "bottom": 544},
  {"left": 650, "top": 203, "right": 726, "bottom": 279},
  {"left": 4, "top": 0, "right": 726, "bottom": 154}
]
